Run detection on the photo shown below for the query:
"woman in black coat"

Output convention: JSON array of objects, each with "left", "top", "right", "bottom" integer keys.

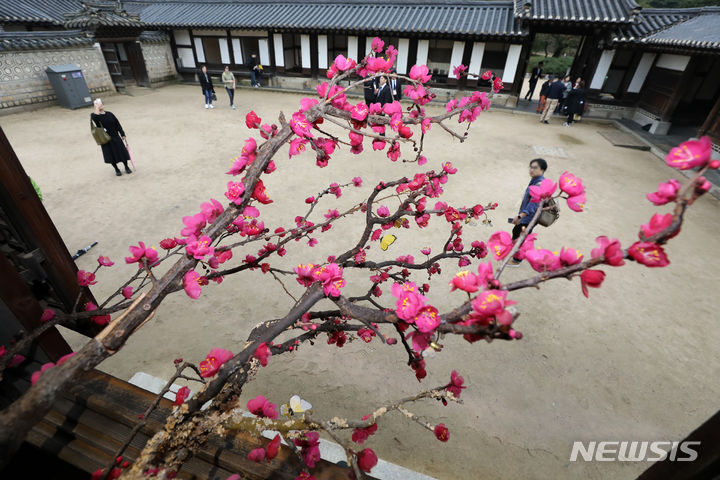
[
  {"left": 563, "top": 79, "right": 586, "bottom": 126},
  {"left": 90, "top": 98, "right": 131, "bottom": 176}
]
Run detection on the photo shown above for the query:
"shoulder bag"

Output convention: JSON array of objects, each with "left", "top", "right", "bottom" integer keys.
[
  {"left": 91, "top": 118, "right": 111, "bottom": 145},
  {"left": 538, "top": 198, "right": 560, "bottom": 227}
]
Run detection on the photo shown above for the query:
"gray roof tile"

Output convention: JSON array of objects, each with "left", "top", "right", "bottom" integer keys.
[
  {"left": 515, "top": 0, "right": 641, "bottom": 23},
  {"left": 0, "top": 29, "right": 93, "bottom": 51}
]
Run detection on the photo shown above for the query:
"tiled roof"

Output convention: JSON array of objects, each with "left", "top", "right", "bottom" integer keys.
[
  {"left": 64, "top": 1, "right": 143, "bottom": 29},
  {"left": 0, "top": 0, "right": 80, "bottom": 25},
  {"left": 139, "top": 30, "right": 170, "bottom": 43},
  {"left": 644, "top": 10, "right": 720, "bottom": 50},
  {"left": 515, "top": 0, "right": 642, "bottom": 23},
  {"left": 0, "top": 30, "right": 93, "bottom": 51},
  {"left": 125, "top": 0, "right": 525, "bottom": 37},
  {"left": 611, "top": 7, "right": 720, "bottom": 50}
]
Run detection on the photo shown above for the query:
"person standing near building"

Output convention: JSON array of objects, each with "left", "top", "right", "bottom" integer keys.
[
  {"left": 247, "top": 54, "right": 262, "bottom": 87},
  {"left": 363, "top": 75, "right": 378, "bottom": 106},
  {"left": 508, "top": 158, "right": 548, "bottom": 266},
  {"left": 389, "top": 68, "right": 402, "bottom": 101},
  {"left": 90, "top": 98, "right": 131, "bottom": 177},
  {"left": 199, "top": 65, "right": 215, "bottom": 109},
  {"left": 222, "top": 66, "right": 236, "bottom": 109},
  {"left": 536, "top": 75, "right": 553, "bottom": 113},
  {"left": 375, "top": 76, "right": 393, "bottom": 105},
  {"left": 540, "top": 77, "right": 565, "bottom": 124},
  {"left": 525, "top": 61, "right": 544, "bottom": 101},
  {"left": 555, "top": 75, "right": 572, "bottom": 114},
  {"left": 563, "top": 79, "right": 587, "bottom": 126}
]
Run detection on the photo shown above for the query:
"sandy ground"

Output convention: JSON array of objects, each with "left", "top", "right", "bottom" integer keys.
[{"left": 2, "top": 84, "right": 719, "bottom": 480}]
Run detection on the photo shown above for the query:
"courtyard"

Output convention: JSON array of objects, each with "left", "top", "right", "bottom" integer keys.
[{"left": 2, "top": 83, "right": 719, "bottom": 479}]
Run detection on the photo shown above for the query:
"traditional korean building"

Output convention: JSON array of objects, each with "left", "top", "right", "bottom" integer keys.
[{"left": 1, "top": 0, "right": 719, "bottom": 144}]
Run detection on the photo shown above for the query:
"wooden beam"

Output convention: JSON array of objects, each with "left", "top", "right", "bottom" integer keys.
[
  {"left": 661, "top": 56, "right": 700, "bottom": 122},
  {"left": 698, "top": 89, "right": 720, "bottom": 142}
]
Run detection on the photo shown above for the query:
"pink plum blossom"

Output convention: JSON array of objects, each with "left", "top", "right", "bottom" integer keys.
[
  {"left": 97, "top": 256, "right": 114, "bottom": 267},
  {"left": 529, "top": 178, "right": 557, "bottom": 203},
  {"left": 185, "top": 235, "right": 214, "bottom": 260},
  {"left": 591, "top": 236, "right": 625, "bottom": 267},
  {"left": 646, "top": 179, "right": 682, "bottom": 206},
  {"left": 487, "top": 231, "right": 513, "bottom": 260},
  {"left": 199, "top": 348, "right": 234, "bottom": 378},
  {"left": 567, "top": 193, "right": 586, "bottom": 212},
  {"left": 201, "top": 199, "right": 224, "bottom": 223},
  {"left": 580, "top": 270, "right": 605, "bottom": 298},
  {"left": 558, "top": 172, "right": 585, "bottom": 196},
  {"left": 225, "top": 181, "right": 246, "bottom": 205},
  {"left": 453, "top": 64, "right": 467, "bottom": 77},
  {"left": 181, "top": 213, "right": 206, "bottom": 237},
  {"left": 559, "top": 247, "right": 584, "bottom": 266},
  {"left": 183, "top": 270, "right": 203, "bottom": 299},
  {"left": 640, "top": 213, "right": 675, "bottom": 239},
  {"left": 121, "top": 286, "right": 133, "bottom": 299},
  {"left": 414, "top": 305, "right": 440, "bottom": 333},
  {"left": 371, "top": 37, "right": 384, "bottom": 53},
  {"left": 77, "top": 270, "right": 97, "bottom": 287},
  {"left": 628, "top": 242, "right": 670, "bottom": 267},
  {"left": 333, "top": 54, "right": 356, "bottom": 71},
  {"left": 450, "top": 271, "right": 480, "bottom": 293},
  {"left": 124, "top": 242, "right": 159, "bottom": 265},
  {"left": 351, "top": 103, "right": 368, "bottom": 121},
  {"left": 291, "top": 112, "right": 314, "bottom": 138},
  {"left": 391, "top": 281, "right": 426, "bottom": 321},
  {"left": 665, "top": 136, "right": 712, "bottom": 170},
  {"left": 409, "top": 64, "right": 432, "bottom": 83},
  {"left": 524, "top": 249, "right": 562, "bottom": 272},
  {"left": 377, "top": 205, "right": 390, "bottom": 217}
]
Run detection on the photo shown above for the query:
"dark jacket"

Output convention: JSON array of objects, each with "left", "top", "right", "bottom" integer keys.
[
  {"left": 518, "top": 175, "right": 545, "bottom": 225},
  {"left": 388, "top": 75, "right": 402, "bottom": 100},
  {"left": 547, "top": 81, "right": 566, "bottom": 100},
  {"left": 375, "top": 83, "right": 393, "bottom": 105},
  {"left": 539, "top": 80, "right": 552, "bottom": 97},
  {"left": 247, "top": 56, "right": 260, "bottom": 71},
  {"left": 529, "top": 67, "right": 543, "bottom": 84},
  {"left": 566, "top": 87, "right": 587, "bottom": 116},
  {"left": 199, "top": 71, "right": 214, "bottom": 93},
  {"left": 363, "top": 77, "right": 377, "bottom": 103},
  {"left": 91, "top": 112, "right": 130, "bottom": 165}
]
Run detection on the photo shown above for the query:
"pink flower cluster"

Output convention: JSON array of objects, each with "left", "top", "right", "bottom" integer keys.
[
  {"left": 293, "top": 263, "right": 346, "bottom": 297},
  {"left": 198, "top": 347, "right": 233, "bottom": 378},
  {"left": 391, "top": 281, "right": 440, "bottom": 333}
]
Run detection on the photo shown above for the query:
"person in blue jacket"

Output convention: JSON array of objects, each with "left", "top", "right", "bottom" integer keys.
[{"left": 508, "top": 158, "right": 547, "bottom": 266}]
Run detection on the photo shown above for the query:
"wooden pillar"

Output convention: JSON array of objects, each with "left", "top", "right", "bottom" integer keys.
[
  {"left": 662, "top": 56, "right": 699, "bottom": 122},
  {"left": 698, "top": 92, "right": 720, "bottom": 141},
  {"left": 0, "top": 125, "right": 99, "bottom": 343},
  {"left": 513, "top": 32, "right": 535, "bottom": 97}
]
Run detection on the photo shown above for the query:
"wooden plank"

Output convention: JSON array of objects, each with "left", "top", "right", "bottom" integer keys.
[{"left": 29, "top": 369, "right": 361, "bottom": 479}]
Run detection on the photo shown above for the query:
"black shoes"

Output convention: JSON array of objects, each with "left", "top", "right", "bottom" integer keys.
[
  {"left": 115, "top": 170, "right": 122, "bottom": 176},
  {"left": 125, "top": 166, "right": 132, "bottom": 174}
]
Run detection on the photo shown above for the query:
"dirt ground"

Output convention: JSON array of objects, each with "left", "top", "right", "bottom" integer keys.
[{"left": 2, "top": 84, "right": 719, "bottom": 480}]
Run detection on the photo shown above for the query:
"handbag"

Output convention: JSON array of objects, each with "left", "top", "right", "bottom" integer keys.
[
  {"left": 538, "top": 198, "right": 560, "bottom": 227},
  {"left": 212, "top": 93, "right": 217, "bottom": 101},
  {"left": 91, "top": 118, "right": 111, "bottom": 145}
]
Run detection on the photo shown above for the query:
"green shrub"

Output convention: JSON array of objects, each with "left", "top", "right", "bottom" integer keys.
[{"left": 526, "top": 56, "right": 574, "bottom": 77}]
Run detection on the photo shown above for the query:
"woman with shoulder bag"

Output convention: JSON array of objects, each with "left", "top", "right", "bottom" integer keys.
[{"left": 90, "top": 98, "right": 131, "bottom": 177}]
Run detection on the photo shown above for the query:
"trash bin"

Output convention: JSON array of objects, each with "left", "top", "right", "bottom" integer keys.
[{"left": 45, "top": 64, "right": 93, "bottom": 109}]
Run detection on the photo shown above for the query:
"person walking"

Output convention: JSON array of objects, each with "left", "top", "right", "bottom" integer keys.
[
  {"left": 247, "top": 54, "right": 262, "bottom": 87},
  {"left": 508, "top": 158, "right": 548, "bottom": 266},
  {"left": 536, "top": 75, "right": 553, "bottom": 113},
  {"left": 375, "top": 76, "right": 393, "bottom": 105},
  {"left": 90, "top": 98, "right": 131, "bottom": 177},
  {"left": 540, "top": 77, "right": 565, "bottom": 124},
  {"left": 199, "top": 65, "right": 215, "bottom": 109},
  {"left": 524, "top": 61, "right": 544, "bottom": 101},
  {"left": 222, "top": 66, "right": 236, "bottom": 109},
  {"left": 563, "top": 79, "right": 586, "bottom": 127}
]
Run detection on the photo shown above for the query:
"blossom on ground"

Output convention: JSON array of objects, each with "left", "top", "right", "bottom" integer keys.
[{"left": 199, "top": 348, "right": 234, "bottom": 378}]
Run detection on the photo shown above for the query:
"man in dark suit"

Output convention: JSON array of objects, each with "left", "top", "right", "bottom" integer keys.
[
  {"left": 375, "top": 76, "right": 393, "bottom": 105},
  {"left": 363, "top": 75, "right": 378, "bottom": 106},
  {"left": 524, "top": 61, "right": 544, "bottom": 101},
  {"left": 389, "top": 68, "right": 402, "bottom": 101}
]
